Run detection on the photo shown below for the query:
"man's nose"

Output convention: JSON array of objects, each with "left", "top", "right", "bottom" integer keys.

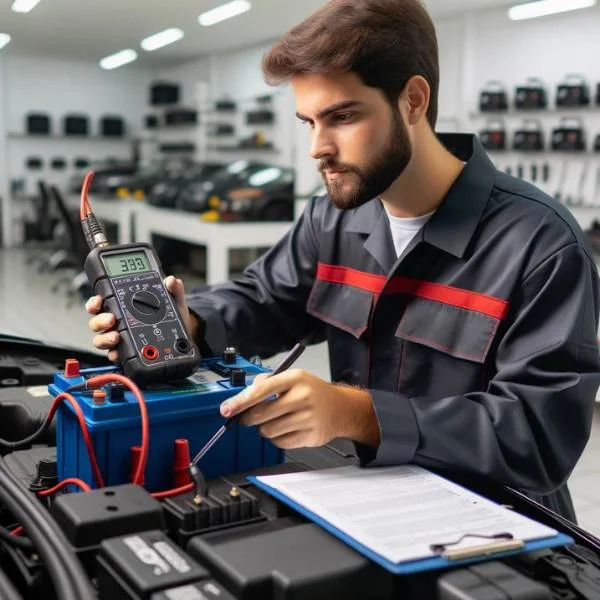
[{"left": 310, "top": 127, "right": 337, "bottom": 161}]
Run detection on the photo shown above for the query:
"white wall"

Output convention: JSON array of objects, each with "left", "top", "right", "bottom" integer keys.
[
  {"left": 0, "top": 55, "right": 9, "bottom": 246},
  {"left": 5, "top": 55, "right": 152, "bottom": 136},
  {"left": 436, "top": 17, "right": 465, "bottom": 131},
  {"left": 142, "top": 58, "right": 211, "bottom": 168},
  {"left": 462, "top": 7, "right": 600, "bottom": 209},
  {"left": 3, "top": 4, "right": 600, "bottom": 246},
  {"left": 469, "top": 8, "right": 600, "bottom": 103},
  {"left": 152, "top": 59, "right": 211, "bottom": 108},
  {"left": 5, "top": 56, "right": 153, "bottom": 193}
]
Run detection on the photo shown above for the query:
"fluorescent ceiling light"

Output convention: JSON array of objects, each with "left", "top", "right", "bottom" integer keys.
[
  {"left": 11, "top": 0, "right": 42, "bottom": 13},
  {"left": 0, "top": 34, "right": 11, "bottom": 50},
  {"left": 508, "top": 0, "right": 597, "bottom": 20},
  {"left": 198, "top": 0, "right": 251, "bottom": 26},
  {"left": 100, "top": 49, "right": 138, "bottom": 70},
  {"left": 141, "top": 28, "right": 184, "bottom": 51}
]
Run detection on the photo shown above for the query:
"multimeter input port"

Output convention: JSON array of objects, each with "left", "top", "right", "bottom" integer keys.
[
  {"left": 175, "top": 338, "right": 192, "bottom": 354},
  {"left": 142, "top": 345, "right": 159, "bottom": 361}
]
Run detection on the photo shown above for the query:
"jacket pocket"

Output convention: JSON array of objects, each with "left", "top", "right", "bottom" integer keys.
[
  {"left": 306, "top": 279, "right": 372, "bottom": 339},
  {"left": 395, "top": 297, "right": 501, "bottom": 397},
  {"left": 396, "top": 297, "right": 500, "bottom": 363}
]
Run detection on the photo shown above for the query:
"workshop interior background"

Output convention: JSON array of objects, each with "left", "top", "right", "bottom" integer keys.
[{"left": 1, "top": 0, "right": 600, "bottom": 532}]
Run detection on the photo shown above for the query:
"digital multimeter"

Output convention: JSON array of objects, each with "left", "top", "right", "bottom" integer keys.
[{"left": 84, "top": 242, "right": 199, "bottom": 386}]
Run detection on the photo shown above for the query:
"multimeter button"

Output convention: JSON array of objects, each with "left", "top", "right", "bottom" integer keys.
[
  {"left": 131, "top": 290, "right": 161, "bottom": 315},
  {"left": 142, "top": 345, "right": 159, "bottom": 361}
]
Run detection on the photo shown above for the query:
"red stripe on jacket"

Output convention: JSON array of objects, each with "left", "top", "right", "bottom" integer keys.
[{"left": 315, "top": 263, "right": 509, "bottom": 320}]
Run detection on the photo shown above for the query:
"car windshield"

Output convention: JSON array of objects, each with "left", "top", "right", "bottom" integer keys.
[{"left": 208, "top": 161, "right": 269, "bottom": 185}]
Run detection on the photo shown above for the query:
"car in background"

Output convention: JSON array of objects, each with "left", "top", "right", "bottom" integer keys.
[
  {"left": 111, "top": 159, "right": 197, "bottom": 200},
  {"left": 68, "top": 161, "right": 137, "bottom": 196},
  {"left": 145, "top": 161, "right": 225, "bottom": 208},
  {"left": 176, "top": 160, "right": 295, "bottom": 222}
]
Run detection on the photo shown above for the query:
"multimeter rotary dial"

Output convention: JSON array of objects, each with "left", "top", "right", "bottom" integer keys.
[
  {"left": 129, "top": 289, "right": 167, "bottom": 324},
  {"left": 132, "top": 290, "right": 161, "bottom": 315}
]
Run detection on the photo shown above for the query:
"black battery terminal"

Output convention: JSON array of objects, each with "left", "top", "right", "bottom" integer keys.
[{"left": 189, "top": 463, "right": 207, "bottom": 505}]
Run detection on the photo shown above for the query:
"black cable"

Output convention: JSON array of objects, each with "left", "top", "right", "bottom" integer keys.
[
  {"left": 0, "top": 412, "right": 53, "bottom": 450},
  {"left": 0, "top": 565, "right": 24, "bottom": 600},
  {"left": 0, "top": 526, "right": 33, "bottom": 550},
  {"left": 506, "top": 486, "right": 600, "bottom": 553},
  {"left": 0, "top": 459, "right": 95, "bottom": 600}
]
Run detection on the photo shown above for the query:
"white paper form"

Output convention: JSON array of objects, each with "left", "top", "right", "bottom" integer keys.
[{"left": 255, "top": 465, "right": 557, "bottom": 564}]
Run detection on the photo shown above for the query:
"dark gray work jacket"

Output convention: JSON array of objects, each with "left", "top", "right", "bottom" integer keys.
[{"left": 188, "top": 133, "right": 600, "bottom": 522}]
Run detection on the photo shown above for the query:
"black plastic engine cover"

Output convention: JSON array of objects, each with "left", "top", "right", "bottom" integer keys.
[{"left": 187, "top": 519, "right": 394, "bottom": 600}]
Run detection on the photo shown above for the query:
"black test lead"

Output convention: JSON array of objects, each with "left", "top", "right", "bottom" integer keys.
[{"left": 188, "top": 340, "right": 307, "bottom": 496}]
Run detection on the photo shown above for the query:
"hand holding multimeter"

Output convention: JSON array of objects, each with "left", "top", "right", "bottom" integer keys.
[{"left": 81, "top": 171, "right": 200, "bottom": 385}]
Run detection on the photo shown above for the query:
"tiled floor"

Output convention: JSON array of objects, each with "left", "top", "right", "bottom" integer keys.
[{"left": 2, "top": 248, "right": 600, "bottom": 534}]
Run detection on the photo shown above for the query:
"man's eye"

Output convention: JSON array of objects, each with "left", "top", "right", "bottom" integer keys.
[{"left": 334, "top": 113, "right": 353, "bottom": 123}]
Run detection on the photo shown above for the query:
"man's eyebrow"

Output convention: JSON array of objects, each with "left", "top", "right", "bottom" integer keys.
[{"left": 296, "top": 100, "right": 363, "bottom": 122}]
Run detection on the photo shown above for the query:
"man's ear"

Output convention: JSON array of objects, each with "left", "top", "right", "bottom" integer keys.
[{"left": 399, "top": 75, "right": 430, "bottom": 125}]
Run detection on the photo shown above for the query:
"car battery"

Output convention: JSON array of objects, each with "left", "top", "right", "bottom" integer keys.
[
  {"left": 26, "top": 112, "right": 51, "bottom": 135},
  {"left": 513, "top": 120, "right": 545, "bottom": 152},
  {"left": 479, "top": 120, "right": 507, "bottom": 151},
  {"left": 514, "top": 78, "right": 547, "bottom": 110},
  {"left": 551, "top": 118, "right": 586, "bottom": 152},
  {"left": 479, "top": 81, "right": 508, "bottom": 112},
  {"left": 164, "top": 108, "right": 198, "bottom": 126},
  {"left": 64, "top": 114, "right": 89, "bottom": 136},
  {"left": 48, "top": 355, "right": 283, "bottom": 492},
  {"left": 556, "top": 74, "right": 590, "bottom": 107}
]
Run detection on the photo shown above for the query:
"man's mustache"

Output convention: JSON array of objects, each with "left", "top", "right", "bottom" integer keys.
[{"left": 318, "top": 160, "right": 357, "bottom": 174}]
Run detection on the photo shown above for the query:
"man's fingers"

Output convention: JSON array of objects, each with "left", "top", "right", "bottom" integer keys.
[
  {"left": 164, "top": 275, "right": 178, "bottom": 294},
  {"left": 220, "top": 369, "right": 303, "bottom": 418},
  {"left": 93, "top": 331, "right": 120, "bottom": 350},
  {"left": 165, "top": 275, "right": 185, "bottom": 304},
  {"left": 164, "top": 275, "right": 191, "bottom": 331},
  {"left": 220, "top": 384, "right": 262, "bottom": 417},
  {"left": 241, "top": 389, "right": 303, "bottom": 426},
  {"left": 89, "top": 313, "right": 116, "bottom": 333},
  {"left": 258, "top": 410, "right": 311, "bottom": 440},
  {"left": 108, "top": 350, "right": 119, "bottom": 363},
  {"left": 270, "top": 431, "right": 309, "bottom": 450},
  {"left": 85, "top": 295, "right": 104, "bottom": 315}
]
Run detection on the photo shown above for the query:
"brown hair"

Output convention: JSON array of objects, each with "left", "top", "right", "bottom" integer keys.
[{"left": 262, "top": 0, "right": 439, "bottom": 127}]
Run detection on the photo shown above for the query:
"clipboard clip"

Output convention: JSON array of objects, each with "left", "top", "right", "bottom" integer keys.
[{"left": 430, "top": 532, "right": 525, "bottom": 561}]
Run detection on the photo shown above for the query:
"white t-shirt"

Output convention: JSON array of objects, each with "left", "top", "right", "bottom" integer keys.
[{"left": 384, "top": 206, "right": 436, "bottom": 258}]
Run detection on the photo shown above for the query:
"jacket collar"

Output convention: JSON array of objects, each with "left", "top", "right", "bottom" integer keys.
[{"left": 344, "top": 134, "right": 496, "bottom": 263}]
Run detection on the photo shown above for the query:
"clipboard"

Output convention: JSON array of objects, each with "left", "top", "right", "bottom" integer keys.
[{"left": 247, "top": 475, "right": 573, "bottom": 575}]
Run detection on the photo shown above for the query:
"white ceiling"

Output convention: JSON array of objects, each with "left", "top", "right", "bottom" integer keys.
[{"left": 0, "top": 0, "right": 519, "bottom": 67}]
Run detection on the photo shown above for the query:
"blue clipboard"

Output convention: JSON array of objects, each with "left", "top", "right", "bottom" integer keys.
[{"left": 248, "top": 475, "right": 573, "bottom": 575}]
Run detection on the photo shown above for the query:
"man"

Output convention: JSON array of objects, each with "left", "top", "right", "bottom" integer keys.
[{"left": 87, "top": 0, "right": 600, "bottom": 521}]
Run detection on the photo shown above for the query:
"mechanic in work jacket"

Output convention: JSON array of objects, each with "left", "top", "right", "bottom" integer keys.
[{"left": 187, "top": 134, "right": 600, "bottom": 522}]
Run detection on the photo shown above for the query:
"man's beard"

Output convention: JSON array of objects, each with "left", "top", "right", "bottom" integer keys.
[{"left": 319, "top": 110, "right": 412, "bottom": 210}]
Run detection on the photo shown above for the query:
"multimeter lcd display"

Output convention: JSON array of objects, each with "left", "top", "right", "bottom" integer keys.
[{"left": 103, "top": 251, "right": 151, "bottom": 277}]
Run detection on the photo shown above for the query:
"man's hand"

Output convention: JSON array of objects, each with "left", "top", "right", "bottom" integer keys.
[
  {"left": 220, "top": 369, "right": 381, "bottom": 450},
  {"left": 85, "top": 276, "right": 200, "bottom": 362}
]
